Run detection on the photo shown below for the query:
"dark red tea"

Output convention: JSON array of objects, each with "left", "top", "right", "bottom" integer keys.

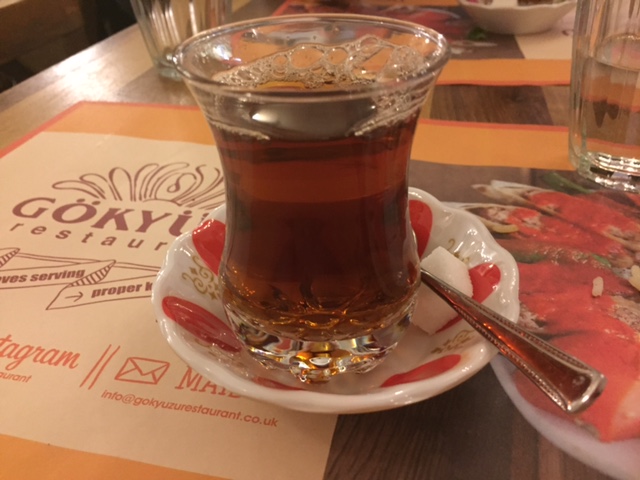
[{"left": 212, "top": 100, "right": 421, "bottom": 341}]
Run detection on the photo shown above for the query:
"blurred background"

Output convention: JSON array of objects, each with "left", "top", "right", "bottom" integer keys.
[{"left": 0, "top": 0, "right": 136, "bottom": 91}]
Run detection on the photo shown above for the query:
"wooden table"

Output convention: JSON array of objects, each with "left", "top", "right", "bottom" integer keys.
[{"left": 0, "top": 14, "right": 616, "bottom": 480}]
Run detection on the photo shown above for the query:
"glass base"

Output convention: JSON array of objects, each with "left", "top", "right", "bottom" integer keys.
[
  {"left": 573, "top": 152, "right": 640, "bottom": 193},
  {"left": 153, "top": 61, "right": 182, "bottom": 82},
  {"left": 223, "top": 301, "right": 415, "bottom": 384}
]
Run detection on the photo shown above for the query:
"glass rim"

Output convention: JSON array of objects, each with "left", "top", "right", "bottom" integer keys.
[{"left": 173, "top": 13, "right": 450, "bottom": 99}]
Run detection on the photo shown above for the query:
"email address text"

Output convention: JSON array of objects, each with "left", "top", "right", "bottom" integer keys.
[{"left": 101, "top": 389, "right": 279, "bottom": 427}]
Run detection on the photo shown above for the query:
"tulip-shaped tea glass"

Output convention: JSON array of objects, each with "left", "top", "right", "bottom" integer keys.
[{"left": 174, "top": 14, "right": 450, "bottom": 383}]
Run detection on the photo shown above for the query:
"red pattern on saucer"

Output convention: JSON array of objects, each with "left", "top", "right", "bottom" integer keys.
[
  {"left": 162, "top": 296, "right": 242, "bottom": 353},
  {"left": 192, "top": 219, "right": 226, "bottom": 275},
  {"left": 381, "top": 354, "right": 462, "bottom": 387},
  {"left": 409, "top": 199, "right": 432, "bottom": 258}
]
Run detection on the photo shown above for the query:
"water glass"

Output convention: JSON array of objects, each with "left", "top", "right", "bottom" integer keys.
[
  {"left": 569, "top": 0, "right": 640, "bottom": 191},
  {"left": 130, "top": 0, "right": 230, "bottom": 80}
]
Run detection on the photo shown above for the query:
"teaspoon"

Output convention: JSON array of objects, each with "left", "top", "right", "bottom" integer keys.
[{"left": 420, "top": 268, "right": 607, "bottom": 414}]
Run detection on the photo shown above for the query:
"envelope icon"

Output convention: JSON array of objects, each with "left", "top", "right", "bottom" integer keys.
[{"left": 114, "top": 357, "right": 169, "bottom": 385}]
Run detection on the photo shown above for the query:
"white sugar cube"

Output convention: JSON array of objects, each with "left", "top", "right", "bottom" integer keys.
[{"left": 413, "top": 247, "right": 473, "bottom": 335}]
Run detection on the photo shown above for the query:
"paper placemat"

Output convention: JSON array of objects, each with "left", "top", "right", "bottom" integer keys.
[
  {"left": 0, "top": 101, "right": 572, "bottom": 478},
  {"left": 0, "top": 105, "right": 337, "bottom": 480},
  {"left": 273, "top": 0, "right": 574, "bottom": 86},
  {"left": 23, "top": 102, "right": 572, "bottom": 171}
]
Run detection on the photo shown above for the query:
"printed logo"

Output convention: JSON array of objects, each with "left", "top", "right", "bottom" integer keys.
[
  {"left": 1, "top": 162, "right": 225, "bottom": 309},
  {"left": 114, "top": 357, "right": 170, "bottom": 385}
]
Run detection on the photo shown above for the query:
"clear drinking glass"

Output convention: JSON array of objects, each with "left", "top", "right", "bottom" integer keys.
[
  {"left": 174, "top": 14, "right": 450, "bottom": 383},
  {"left": 569, "top": 0, "right": 640, "bottom": 191},
  {"left": 130, "top": 0, "right": 230, "bottom": 80}
]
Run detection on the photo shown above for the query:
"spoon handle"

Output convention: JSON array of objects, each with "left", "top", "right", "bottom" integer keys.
[{"left": 420, "top": 269, "right": 606, "bottom": 414}]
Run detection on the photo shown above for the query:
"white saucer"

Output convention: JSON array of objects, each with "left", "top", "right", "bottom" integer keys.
[{"left": 152, "top": 188, "right": 520, "bottom": 414}]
